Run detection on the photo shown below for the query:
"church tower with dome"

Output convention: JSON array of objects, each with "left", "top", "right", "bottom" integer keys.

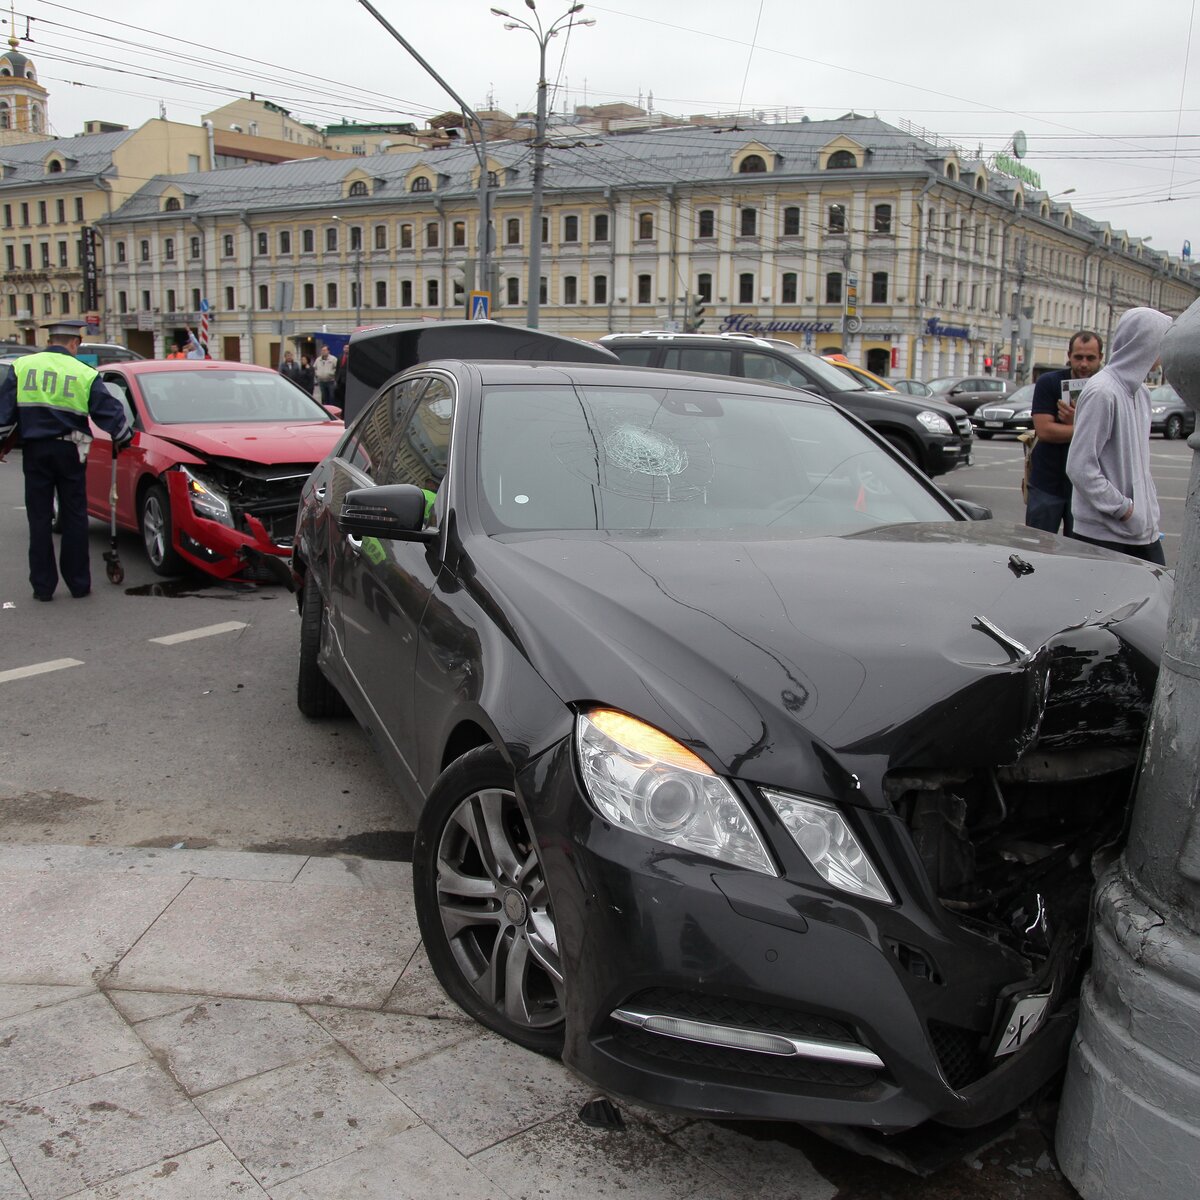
[{"left": 0, "top": 19, "right": 51, "bottom": 146}]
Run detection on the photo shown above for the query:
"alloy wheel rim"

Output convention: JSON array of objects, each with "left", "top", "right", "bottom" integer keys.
[
  {"left": 143, "top": 496, "right": 165, "bottom": 564},
  {"left": 435, "top": 786, "right": 564, "bottom": 1030}
]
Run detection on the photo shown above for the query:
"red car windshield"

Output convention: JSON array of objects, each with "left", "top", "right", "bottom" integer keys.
[{"left": 137, "top": 370, "right": 331, "bottom": 424}]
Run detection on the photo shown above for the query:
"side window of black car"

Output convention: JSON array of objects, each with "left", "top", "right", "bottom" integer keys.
[
  {"left": 341, "top": 380, "right": 419, "bottom": 480},
  {"left": 611, "top": 346, "right": 656, "bottom": 366},
  {"left": 662, "top": 347, "right": 735, "bottom": 376},
  {"left": 378, "top": 376, "right": 455, "bottom": 497},
  {"left": 741, "top": 352, "right": 810, "bottom": 390}
]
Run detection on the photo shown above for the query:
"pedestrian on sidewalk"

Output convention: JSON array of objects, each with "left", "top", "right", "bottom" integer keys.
[
  {"left": 182, "top": 327, "right": 206, "bottom": 360},
  {"left": 1066, "top": 307, "right": 1173, "bottom": 564},
  {"left": 279, "top": 350, "right": 303, "bottom": 386},
  {"left": 313, "top": 344, "right": 337, "bottom": 406},
  {"left": 1024, "top": 330, "right": 1104, "bottom": 536},
  {"left": 0, "top": 320, "right": 133, "bottom": 601},
  {"left": 299, "top": 354, "right": 315, "bottom": 398}
]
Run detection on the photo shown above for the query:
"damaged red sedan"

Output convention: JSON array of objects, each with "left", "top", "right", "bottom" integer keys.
[{"left": 87, "top": 361, "right": 343, "bottom": 580}]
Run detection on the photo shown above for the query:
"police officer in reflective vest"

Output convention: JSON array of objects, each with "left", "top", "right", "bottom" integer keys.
[{"left": 0, "top": 320, "right": 133, "bottom": 601}]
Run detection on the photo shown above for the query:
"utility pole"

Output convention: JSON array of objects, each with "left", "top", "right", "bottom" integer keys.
[
  {"left": 1056, "top": 297, "right": 1200, "bottom": 1196},
  {"left": 1008, "top": 238, "right": 1025, "bottom": 382},
  {"left": 492, "top": 3, "right": 595, "bottom": 328}
]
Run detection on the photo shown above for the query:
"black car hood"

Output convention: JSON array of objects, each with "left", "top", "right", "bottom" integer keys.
[
  {"left": 846, "top": 388, "right": 967, "bottom": 420},
  {"left": 465, "top": 522, "right": 1169, "bottom": 802}
]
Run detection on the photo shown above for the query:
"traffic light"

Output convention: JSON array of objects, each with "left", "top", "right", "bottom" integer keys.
[
  {"left": 687, "top": 294, "right": 706, "bottom": 332},
  {"left": 983, "top": 355, "right": 993, "bottom": 375}
]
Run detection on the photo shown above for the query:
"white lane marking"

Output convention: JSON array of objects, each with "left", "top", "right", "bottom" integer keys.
[
  {"left": 0, "top": 658, "right": 84, "bottom": 684},
  {"left": 150, "top": 621, "right": 248, "bottom": 646}
]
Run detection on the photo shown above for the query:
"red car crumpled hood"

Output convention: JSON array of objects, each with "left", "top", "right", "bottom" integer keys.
[{"left": 151, "top": 421, "right": 343, "bottom": 464}]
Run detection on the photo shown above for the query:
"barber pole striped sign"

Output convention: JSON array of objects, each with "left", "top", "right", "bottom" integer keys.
[{"left": 199, "top": 298, "right": 210, "bottom": 356}]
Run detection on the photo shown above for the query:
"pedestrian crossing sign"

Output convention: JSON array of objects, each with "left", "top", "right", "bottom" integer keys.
[{"left": 469, "top": 291, "right": 490, "bottom": 321}]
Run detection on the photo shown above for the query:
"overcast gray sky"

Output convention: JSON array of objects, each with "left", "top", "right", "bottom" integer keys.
[{"left": 16, "top": 0, "right": 1200, "bottom": 257}]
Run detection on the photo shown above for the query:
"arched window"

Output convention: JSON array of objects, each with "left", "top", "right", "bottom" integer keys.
[
  {"left": 47, "top": 159, "right": 62, "bottom": 173},
  {"left": 974, "top": 174, "right": 986, "bottom": 192},
  {"left": 739, "top": 154, "right": 767, "bottom": 173},
  {"left": 163, "top": 196, "right": 181, "bottom": 211},
  {"left": 827, "top": 150, "right": 857, "bottom": 169},
  {"left": 1014, "top": 192, "right": 1024, "bottom": 210},
  {"left": 1040, "top": 202, "right": 1050, "bottom": 218},
  {"left": 411, "top": 176, "right": 431, "bottom": 193},
  {"left": 945, "top": 161, "right": 958, "bottom": 180},
  {"left": 487, "top": 170, "right": 499, "bottom": 187},
  {"left": 0, "top": 103, "right": 10, "bottom": 130},
  {"left": 348, "top": 180, "right": 369, "bottom": 197}
]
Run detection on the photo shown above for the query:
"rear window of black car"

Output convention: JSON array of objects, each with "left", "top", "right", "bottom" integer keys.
[{"left": 477, "top": 383, "right": 952, "bottom": 535}]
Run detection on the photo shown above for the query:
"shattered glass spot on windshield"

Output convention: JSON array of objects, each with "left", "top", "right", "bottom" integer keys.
[{"left": 552, "top": 409, "right": 715, "bottom": 502}]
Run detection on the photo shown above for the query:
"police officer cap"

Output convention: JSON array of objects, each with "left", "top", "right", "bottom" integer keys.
[{"left": 42, "top": 319, "right": 87, "bottom": 339}]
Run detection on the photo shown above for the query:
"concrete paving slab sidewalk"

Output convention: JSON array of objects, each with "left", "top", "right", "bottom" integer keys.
[{"left": 0, "top": 845, "right": 1078, "bottom": 1199}]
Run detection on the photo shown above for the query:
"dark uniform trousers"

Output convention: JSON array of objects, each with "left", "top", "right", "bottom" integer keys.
[{"left": 23, "top": 438, "right": 91, "bottom": 597}]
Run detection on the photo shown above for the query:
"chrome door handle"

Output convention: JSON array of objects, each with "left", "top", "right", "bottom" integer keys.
[{"left": 315, "top": 485, "right": 326, "bottom": 500}]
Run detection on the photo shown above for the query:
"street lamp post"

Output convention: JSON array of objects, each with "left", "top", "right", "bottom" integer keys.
[{"left": 492, "top": 2, "right": 594, "bottom": 328}]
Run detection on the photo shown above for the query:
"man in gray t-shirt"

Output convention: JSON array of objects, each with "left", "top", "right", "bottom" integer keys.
[{"left": 1066, "top": 307, "right": 1173, "bottom": 564}]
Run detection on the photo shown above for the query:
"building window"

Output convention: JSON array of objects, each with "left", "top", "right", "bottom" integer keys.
[
  {"left": 140, "top": 239, "right": 150, "bottom": 262},
  {"left": 984, "top": 285, "right": 992, "bottom": 311},
  {"left": 955, "top": 280, "right": 964, "bottom": 307},
  {"left": 374, "top": 224, "right": 387, "bottom": 250},
  {"left": 375, "top": 280, "right": 386, "bottom": 307},
  {"left": 225, "top": 286, "right": 235, "bottom": 309},
  {"left": 350, "top": 225, "right": 362, "bottom": 251},
  {"left": 697, "top": 209, "right": 715, "bottom": 239},
  {"left": 118, "top": 291, "right": 127, "bottom": 314},
  {"left": 257, "top": 284, "right": 268, "bottom": 309},
  {"left": 828, "top": 204, "right": 846, "bottom": 233},
  {"left": 348, "top": 180, "right": 369, "bottom": 197},
  {"left": 959, "top": 220, "right": 968, "bottom": 249},
  {"left": 871, "top": 271, "right": 888, "bottom": 303},
  {"left": 116, "top": 241, "right": 126, "bottom": 263},
  {"left": 873, "top": 204, "right": 892, "bottom": 234},
  {"left": 22, "top": 245, "right": 31, "bottom": 269},
  {"left": 74, "top": 198, "right": 84, "bottom": 222},
  {"left": 191, "top": 288, "right": 200, "bottom": 310},
  {"left": 738, "top": 272, "right": 754, "bottom": 304},
  {"left": 939, "top": 278, "right": 948, "bottom": 305},
  {"left": 37, "top": 200, "right": 47, "bottom": 225},
  {"left": 592, "top": 274, "right": 607, "bottom": 304},
  {"left": 3, "top": 246, "right": 11, "bottom": 269},
  {"left": 563, "top": 275, "right": 577, "bottom": 305},
  {"left": 400, "top": 223, "right": 413, "bottom": 249},
  {"left": 20, "top": 202, "right": 29, "bottom": 225},
  {"left": 56, "top": 198, "right": 64, "bottom": 223},
  {"left": 506, "top": 276, "right": 519, "bottom": 305},
  {"left": 637, "top": 273, "right": 652, "bottom": 303},
  {"left": 221, "top": 233, "right": 234, "bottom": 257},
  {"left": 5, "top": 295, "right": 12, "bottom": 316},
  {"left": 923, "top": 273, "right": 932, "bottom": 301},
  {"left": 506, "top": 217, "right": 521, "bottom": 245},
  {"left": 303, "top": 283, "right": 315, "bottom": 308},
  {"left": 279, "top": 230, "right": 291, "bottom": 254},
  {"left": 781, "top": 272, "right": 797, "bottom": 303},
  {"left": 164, "top": 237, "right": 174, "bottom": 261},
  {"left": 740, "top": 208, "right": 757, "bottom": 237},
  {"left": 452, "top": 221, "right": 466, "bottom": 247},
  {"left": 326, "top": 282, "right": 338, "bottom": 308},
  {"left": 401, "top": 279, "right": 413, "bottom": 306},
  {"left": 41, "top": 292, "right": 52, "bottom": 315},
  {"left": 427, "top": 279, "right": 439, "bottom": 306},
  {"left": 592, "top": 212, "right": 609, "bottom": 241},
  {"left": 2, "top": 203, "right": 9, "bottom": 227},
  {"left": 563, "top": 215, "right": 579, "bottom": 242},
  {"left": 541, "top": 216, "right": 549, "bottom": 244},
  {"left": 252, "top": 231, "right": 266, "bottom": 256},
  {"left": 698, "top": 272, "right": 712, "bottom": 302},
  {"left": 637, "top": 212, "right": 654, "bottom": 240},
  {"left": 190, "top": 236, "right": 201, "bottom": 259},
  {"left": 488, "top": 170, "right": 499, "bottom": 187},
  {"left": 166, "top": 289, "right": 177, "bottom": 312},
  {"left": 969, "top": 282, "right": 978, "bottom": 309},
  {"left": 351, "top": 281, "right": 361, "bottom": 310},
  {"left": 739, "top": 154, "right": 767, "bottom": 173},
  {"left": 425, "top": 222, "right": 439, "bottom": 248},
  {"left": 539, "top": 276, "right": 548, "bottom": 303},
  {"left": 164, "top": 196, "right": 181, "bottom": 211},
  {"left": 59, "top": 292, "right": 70, "bottom": 314},
  {"left": 827, "top": 150, "right": 857, "bottom": 169},
  {"left": 782, "top": 205, "right": 801, "bottom": 236},
  {"left": 325, "top": 227, "right": 338, "bottom": 252},
  {"left": 411, "top": 176, "right": 431, "bottom": 193},
  {"left": 826, "top": 272, "right": 843, "bottom": 303}
]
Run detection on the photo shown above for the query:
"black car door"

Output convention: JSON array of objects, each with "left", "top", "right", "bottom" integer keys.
[{"left": 339, "top": 373, "right": 456, "bottom": 774}]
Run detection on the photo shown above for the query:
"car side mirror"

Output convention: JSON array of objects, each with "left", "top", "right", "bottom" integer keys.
[
  {"left": 338, "top": 484, "right": 435, "bottom": 543},
  {"left": 955, "top": 499, "right": 993, "bottom": 521}
]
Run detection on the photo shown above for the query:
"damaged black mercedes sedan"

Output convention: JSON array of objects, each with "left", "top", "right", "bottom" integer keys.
[{"left": 292, "top": 359, "right": 1169, "bottom": 1135}]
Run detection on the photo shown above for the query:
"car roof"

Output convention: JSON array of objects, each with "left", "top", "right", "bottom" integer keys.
[
  {"left": 415, "top": 357, "right": 830, "bottom": 402},
  {"left": 106, "top": 360, "right": 278, "bottom": 375}
]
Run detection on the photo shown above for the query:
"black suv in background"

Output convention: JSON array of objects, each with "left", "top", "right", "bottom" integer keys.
[{"left": 601, "top": 332, "right": 973, "bottom": 477}]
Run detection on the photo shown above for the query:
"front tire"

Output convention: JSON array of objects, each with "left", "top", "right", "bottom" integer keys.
[
  {"left": 1164, "top": 414, "right": 1185, "bottom": 440},
  {"left": 413, "top": 747, "right": 566, "bottom": 1056},
  {"left": 140, "top": 483, "right": 184, "bottom": 575},
  {"left": 297, "top": 576, "right": 348, "bottom": 718},
  {"left": 884, "top": 432, "right": 920, "bottom": 467}
]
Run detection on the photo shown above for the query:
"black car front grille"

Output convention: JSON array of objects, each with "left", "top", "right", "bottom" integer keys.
[
  {"left": 928, "top": 1020, "right": 989, "bottom": 1090},
  {"left": 611, "top": 988, "right": 878, "bottom": 1089}
]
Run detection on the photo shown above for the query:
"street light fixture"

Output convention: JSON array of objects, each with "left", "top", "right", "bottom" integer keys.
[
  {"left": 330, "top": 215, "right": 362, "bottom": 326},
  {"left": 493, "top": 2, "right": 595, "bottom": 328}
]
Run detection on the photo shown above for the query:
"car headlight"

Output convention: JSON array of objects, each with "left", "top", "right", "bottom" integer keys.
[
  {"left": 917, "top": 410, "right": 953, "bottom": 435},
  {"left": 1151, "top": 405, "right": 1167, "bottom": 416},
  {"left": 179, "top": 466, "right": 234, "bottom": 527},
  {"left": 576, "top": 708, "right": 776, "bottom": 876},
  {"left": 1015, "top": 409, "right": 1032, "bottom": 420},
  {"left": 763, "top": 790, "right": 893, "bottom": 903}
]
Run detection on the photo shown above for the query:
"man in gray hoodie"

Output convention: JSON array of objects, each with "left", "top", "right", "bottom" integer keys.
[{"left": 1066, "top": 306, "right": 1173, "bottom": 565}]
